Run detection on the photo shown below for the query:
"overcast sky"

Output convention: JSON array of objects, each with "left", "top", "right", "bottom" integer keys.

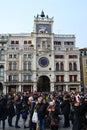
[{"left": 0, "top": 0, "right": 87, "bottom": 48}]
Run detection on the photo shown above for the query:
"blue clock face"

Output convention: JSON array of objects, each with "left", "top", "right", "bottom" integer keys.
[
  {"left": 39, "top": 57, "right": 49, "bottom": 67},
  {"left": 36, "top": 24, "right": 51, "bottom": 33}
]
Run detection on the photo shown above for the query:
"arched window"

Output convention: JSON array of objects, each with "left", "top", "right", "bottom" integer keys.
[
  {"left": 69, "top": 63, "right": 72, "bottom": 71},
  {"left": 28, "top": 61, "right": 31, "bottom": 70},
  {"left": 13, "top": 62, "right": 17, "bottom": 70},
  {"left": 73, "top": 62, "right": 77, "bottom": 71},
  {"left": 56, "top": 63, "right": 59, "bottom": 71},
  {"left": 9, "top": 75, "right": 12, "bottom": 81},
  {"left": 23, "top": 62, "right": 27, "bottom": 70},
  {"left": 9, "top": 62, "right": 12, "bottom": 70},
  {"left": 0, "top": 65, "right": 4, "bottom": 77},
  {"left": 60, "top": 62, "right": 64, "bottom": 71},
  {"left": 0, "top": 49, "right": 5, "bottom": 61}
]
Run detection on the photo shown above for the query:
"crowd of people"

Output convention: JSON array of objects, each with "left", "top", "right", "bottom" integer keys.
[{"left": 0, "top": 90, "right": 87, "bottom": 130}]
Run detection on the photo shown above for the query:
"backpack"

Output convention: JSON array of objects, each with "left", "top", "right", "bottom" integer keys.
[{"left": 22, "top": 111, "right": 27, "bottom": 119}]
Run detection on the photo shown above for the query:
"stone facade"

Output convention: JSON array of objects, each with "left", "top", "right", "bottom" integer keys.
[
  {"left": 79, "top": 48, "right": 87, "bottom": 91},
  {"left": 0, "top": 11, "right": 81, "bottom": 94}
]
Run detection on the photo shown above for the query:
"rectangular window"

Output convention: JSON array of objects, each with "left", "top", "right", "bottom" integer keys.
[
  {"left": 61, "top": 75, "right": 64, "bottom": 82},
  {"left": 56, "top": 75, "right": 59, "bottom": 82},
  {"left": 28, "top": 41, "right": 32, "bottom": 44},
  {"left": 71, "top": 42, "right": 74, "bottom": 45},
  {"left": 9, "top": 75, "right": 12, "bottom": 81},
  {"left": 11, "top": 41, "right": 14, "bottom": 44},
  {"left": 84, "top": 51, "right": 86, "bottom": 56},
  {"left": 47, "top": 44, "right": 50, "bottom": 47},
  {"left": 23, "top": 75, "right": 31, "bottom": 81},
  {"left": 24, "top": 41, "right": 27, "bottom": 44},
  {"left": 64, "top": 42, "right": 70, "bottom": 45},
  {"left": 9, "top": 54, "right": 12, "bottom": 58},
  {"left": 13, "top": 75, "right": 18, "bottom": 81},
  {"left": 55, "top": 55, "right": 64, "bottom": 58},
  {"left": 28, "top": 75, "right": 31, "bottom": 81},
  {"left": 14, "top": 54, "right": 17, "bottom": 58},
  {"left": 9, "top": 62, "right": 12, "bottom": 70},
  {"left": 0, "top": 68, "right": 4, "bottom": 77},
  {"left": 69, "top": 75, "right": 72, "bottom": 82},
  {"left": 23, "top": 62, "right": 27, "bottom": 70},
  {"left": 16, "top": 41, "right": 19, "bottom": 44},
  {"left": 24, "top": 54, "right": 27, "bottom": 59},
  {"left": 13, "top": 62, "right": 17, "bottom": 70},
  {"left": 74, "top": 75, "right": 77, "bottom": 81},
  {"left": 54, "top": 41, "right": 61, "bottom": 45},
  {"left": 69, "top": 55, "right": 77, "bottom": 58},
  {"left": 28, "top": 54, "right": 31, "bottom": 58}
]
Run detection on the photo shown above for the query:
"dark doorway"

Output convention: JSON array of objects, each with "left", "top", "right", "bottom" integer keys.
[
  {"left": 0, "top": 82, "right": 3, "bottom": 93},
  {"left": 37, "top": 76, "right": 50, "bottom": 92},
  {"left": 23, "top": 85, "right": 31, "bottom": 93},
  {"left": 8, "top": 85, "right": 16, "bottom": 93}
]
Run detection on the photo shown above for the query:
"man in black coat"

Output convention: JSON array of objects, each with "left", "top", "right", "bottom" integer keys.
[
  {"left": 72, "top": 101, "right": 84, "bottom": 130},
  {"left": 7, "top": 95, "right": 15, "bottom": 127},
  {"left": 35, "top": 96, "right": 47, "bottom": 130},
  {"left": 0, "top": 96, "right": 8, "bottom": 130},
  {"left": 61, "top": 94, "right": 71, "bottom": 128},
  {"left": 14, "top": 94, "right": 22, "bottom": 128}
]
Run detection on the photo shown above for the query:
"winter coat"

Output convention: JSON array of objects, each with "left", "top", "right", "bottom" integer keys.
[
  {"left": 7, "top": 99, "right": 15, "bottom": 117},
  {"left": 35, "top": 102, "right": 47, "bottom": 120},
  {"left": 72, "top": 103, "right": 87, "bottom": 130},
  {"left": 61, "top": 99, "right": 70, "bottom": 114},
  {"left": 0, "top": 98, "right": 7, "bottom": 120},
  {"left": 29, "top": 101, "right": 36, "bottom": 119},
  {"left": 14, "top": 99, "right": 22, "bottom": 114}
]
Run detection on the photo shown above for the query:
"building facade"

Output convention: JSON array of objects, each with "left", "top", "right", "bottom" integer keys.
[
  {"left": 0, "top": 11, "right": 81, "bottom": 94},
  {"left": 79, "top": 48, "right": 87, "bottom": 91}
]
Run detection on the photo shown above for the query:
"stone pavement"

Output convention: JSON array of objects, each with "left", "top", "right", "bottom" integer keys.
[
  {"left": 0, "top": 115, "right": 72, "bottom": 130},
  {"left": 58, "top": 115, "right": 72, "bottom": 130}
]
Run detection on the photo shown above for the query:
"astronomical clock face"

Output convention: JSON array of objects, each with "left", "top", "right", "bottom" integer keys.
[
  {"left": 36, "top": 24, "right": 51, "bottom": 33},
  {"left": 39, "top": 57, "right": 49, "bottom": 67}
]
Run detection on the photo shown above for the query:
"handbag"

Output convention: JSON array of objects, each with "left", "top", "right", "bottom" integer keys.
[{"left": 32, "top": 111, "right": 38, "bottom": 123}]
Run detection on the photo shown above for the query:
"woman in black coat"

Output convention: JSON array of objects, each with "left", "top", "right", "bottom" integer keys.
[{"left": 7, "top": 95, "right": 15, "bottom": 127}]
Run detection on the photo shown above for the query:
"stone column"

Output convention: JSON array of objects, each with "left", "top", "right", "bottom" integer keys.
[
  {"left": 50, "top": 83, "right": 54, "bottom": 92},
  {"left": 33, "top": 83, "right": 37, "bottom": 92},
  {"left": 66, "top": 84, "right": 68, "bottom": 91},
  {"left": 79, "top": 85, "right": 81, "bottom": 92},
  {"left": 18, "top": 85, "right": 21, "bottom": 92},
  {"left": 3, "top": 85, "right": 7, "bottom": 94}
]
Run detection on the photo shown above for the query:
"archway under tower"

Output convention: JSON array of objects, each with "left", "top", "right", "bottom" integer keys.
[{"left": 37, "top": 76, "right": 50, "bottom": 92}]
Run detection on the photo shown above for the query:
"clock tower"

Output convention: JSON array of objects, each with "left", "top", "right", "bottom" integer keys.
[{"left": 32, "top": 11, "right": 55, "bottom": 92}]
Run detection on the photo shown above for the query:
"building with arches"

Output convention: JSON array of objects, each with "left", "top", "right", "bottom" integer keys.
[{"left": 0, "top": 11, "right": 81, "bottom": 94}]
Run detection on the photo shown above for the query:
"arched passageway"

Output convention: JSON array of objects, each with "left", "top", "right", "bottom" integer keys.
[{"left": 37, "top": 76, "right": 50, "bottom": 92}]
